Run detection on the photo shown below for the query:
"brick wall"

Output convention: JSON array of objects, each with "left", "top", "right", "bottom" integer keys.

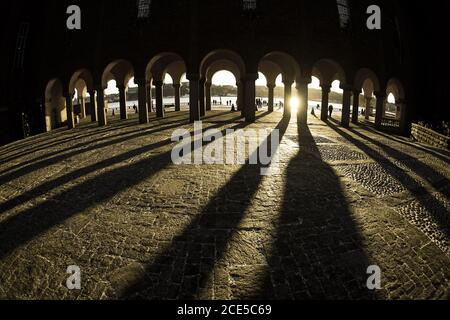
[{"left": 411, "top": 124, "right": 450, "bottom": 150}]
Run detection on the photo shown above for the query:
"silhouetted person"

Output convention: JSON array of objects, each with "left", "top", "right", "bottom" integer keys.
[
  {"left": 311, "top": 107, "right": 316, "bottom": 117},
  {"left": 328, "top": 105, "right": 333, "bottom": 119},
  {"left": 317, "top": 104, "right": 320, "bottom": 110},
  {"left": 231, "top": 104, "right": 236, "bottom": 112}
]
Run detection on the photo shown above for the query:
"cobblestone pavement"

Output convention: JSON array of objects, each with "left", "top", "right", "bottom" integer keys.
[{"left": 0, "top": 110, "right": 448, "bottom": 300}]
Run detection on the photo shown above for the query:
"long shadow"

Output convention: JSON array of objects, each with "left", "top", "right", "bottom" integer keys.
[
  {"left": 0, "top": 122, "right": 186, "bottom": 185},
  {"left": 0, "top": 121, "right": 139, "bottom": 164},
  {"left": 117, "top": 117, "right": 289, "bottom": 299},
  {"left": 0, "top": 112, "right": 247, "bottom": 178},
  {"left": 328, "top": 122, "right": 450, "bottom": 252},
  {"left": 0, "top": 112, "right": 250, "bottom": 186},
  {"left": 0, "top": 117, "right": 261, "bottom": 261},
  {"left": 257, "top": 124, "right": 376, "bottom": 300},
  {"left": 356, "top": 122, "right": 450, "bottom": 165},
  {"left": 0, "top": 117, "right": 194, "bottom": 180},
  {"left": 345, "top": 122, "right": 450, "bottom": 194},
  {"left": 0, "top": 113, "right": 247, "bottom": 216}
]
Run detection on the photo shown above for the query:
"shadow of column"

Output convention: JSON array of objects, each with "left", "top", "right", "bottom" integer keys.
[
  {"left": 256, "top": 124, "right": 376, "bottom": 300},
  {"left": 117, "top": 118, "right": 290, "bottom": 299}
]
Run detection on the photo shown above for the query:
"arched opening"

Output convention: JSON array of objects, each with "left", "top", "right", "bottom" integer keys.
[
  {"left": 44, "top": 79, "right": 66, "bottom": 131},
  {"left": 209, "top": 70, "right": 238, "bottom": 110},
  {"left": 307, "top": 76, "right": 323, "bottom": 118},
  {"left": 68, "top": 68, "right": 94, "bottom": 127},
  {"left": 200, "top": 50, "right": 246, "bottom": 119},
  {"left": 312, "top": 59, "right": 347, "bottom": 123},
  {"left": 354, "top": 68, "right": 381, "bottom": 125},
  {"left": 386, "top": 78, "right": 406, "bottom": 130},
  {"left": 255, "top": 72, "right": 272, "bottom": 111},
  {"left": 361, "top": 84, "right": 376, "bottom": 122},
  {"left": 259, "top": 52, "right": 301, "bottom": 118},
  {"left": 101, "top": 60, "right": 135, "bottom": 125},
  {"left": 146, "top": 53, "right": 187, "bottom": 119},
  {"left": 104, "top": 77, "right": 138, "bottom": 118}
]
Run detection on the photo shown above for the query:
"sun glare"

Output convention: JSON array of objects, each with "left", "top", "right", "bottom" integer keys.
[{"left": 290, "top": 96, "right": 300, "bottom": 113}]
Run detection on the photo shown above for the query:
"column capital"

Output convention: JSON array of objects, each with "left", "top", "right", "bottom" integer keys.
[
  {"left": 173, "top": 83, "right": 181, "bottom": 88},
  {"left": 153, "top": 80, "right": 164, "bottom": 87},
  {"left": 199, "top": 78, "right": 206, "bottom": 85},
  {"left": 134, "top": 77, "right": 146, "bottom": 86},
  {"left": 320, "top": 84, "right": 331, "bottom": 92},
  {"left": 374, "top": 91, "right": 386, "bottom": 99},
  {"left": 267, "top": 83, "right": 276, "bottom": 89},
  {"left": 297, "top": 76, "right": 311, "bottom": 86},
  {"left": 340, "top": 84, "right": 354, "bottom": 92},
  {"left": 245, "top": 73, "right": 259, "bottom": 81},
  {"left": 186, "top": 74, "right": 200, "bottom": 81},
  {"left": 295, "top": 80, "right": 309, "bottom": 90},
  {"left": 353, "top": 89, "right": 362, "bottom": 95},
  {"left": 205, "top": 82, "right": 212, "bottom": 88}
]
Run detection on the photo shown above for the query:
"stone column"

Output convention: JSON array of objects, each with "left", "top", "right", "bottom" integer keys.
[
  {"left": 118, "top": 84, "right": 127, "bottom": 120},
  {"left": 66, "top": 93, "right": 75, "bottom": 129},
  {"left": 96, "top": 87, "right": 107, "bottom": 127},
  {"left": 154, "top": 80, "right": 164, "bottom": 118},
  {"left": 267, "top": 83, "right": 275, "bottom": 112},
  {"left": 173, "top": 83, "right": 181, "bottom": 112},
  {"left": 237, "top": 81, "right": 244, "bottom": 114},
  {"left": 374, "top": 92, "right": 386, "bottom": 129},
  {"left": 88, "top": 90, "right": 97, "bottom": 122},
  {"left": 320, "top": 84, "right": 331, "bottom": 121},
  {"left": 80, "top": 95, "right": 86, "bottom": 119},
  {"left": 136, "top": 78, "right": 149, "bottom": 124},
  {"left": 188, "top": 74, "right": 200, "bottom": 123},
  {"left": 397, "top": 99, "right": 407, "bottom": 133},
  {"left": 296, "top": 79, "right": 309, "bottom": 125},
  {"left": 244, "top": 73, "right": 258, "bottom": 123},
  {"left": 365, "top": 96, "right": 372, "bottom": 120},
  {"left": 351, "top": 90, "right": 361, "bottom": 124},
  {"left": 146, "top": 82, "right": 152, "bottom": 113},
  {"left": 199, "top": 78, "right": 206, "bottom": 117},
  {"left": 205, "top": 82, "right": 212, "bottom": 111},
  {"left": 283, "top": 81, "right": 293, "bottom": 119},
  {"left": 341, "top": 85, "right": 353, "bottom": 128}
]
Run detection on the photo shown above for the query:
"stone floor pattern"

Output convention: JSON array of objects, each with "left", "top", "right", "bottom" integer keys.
[{"left": 0, "top": 110, "right": 449, "bottom": 300}]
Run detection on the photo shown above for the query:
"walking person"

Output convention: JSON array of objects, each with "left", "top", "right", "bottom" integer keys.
[{"left": 328, "top": 105, "right": 334, "bottom": 119}]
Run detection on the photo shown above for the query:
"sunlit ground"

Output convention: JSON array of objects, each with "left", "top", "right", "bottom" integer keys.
[{"left": 0, "top": 110, "right": 449, "bottom": 299}]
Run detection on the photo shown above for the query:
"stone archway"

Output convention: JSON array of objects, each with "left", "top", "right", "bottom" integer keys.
[
  {"left": 200, "top": 50, "right": 247, "bottom": 119},
  {"left": 386, "top": 78, "right": 407, "bottom": 131},
  {"left": 259, "top": 52, "right": 302, "bottom": 119},
  {"left": 69, "top": 69, "right": 95, "bottom": 125},
  {"left": 44, "top": 79, "right": 66, "bottom": 132},
  {"left": 101, "top": 60, "right": 135, "bottom": 125},
  {"left": 312, "top": 59, "right": 348, "bottom": 123},
  {"left": 146, "top": 53, "right": 187, "bottom": 119},
  {"left": 354, "top": 68, "right": 381, "bottom": 124}
]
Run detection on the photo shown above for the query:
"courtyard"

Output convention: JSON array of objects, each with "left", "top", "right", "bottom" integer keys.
[{"left": 0, "top": 110, "right": 448, "bottom": 299}]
